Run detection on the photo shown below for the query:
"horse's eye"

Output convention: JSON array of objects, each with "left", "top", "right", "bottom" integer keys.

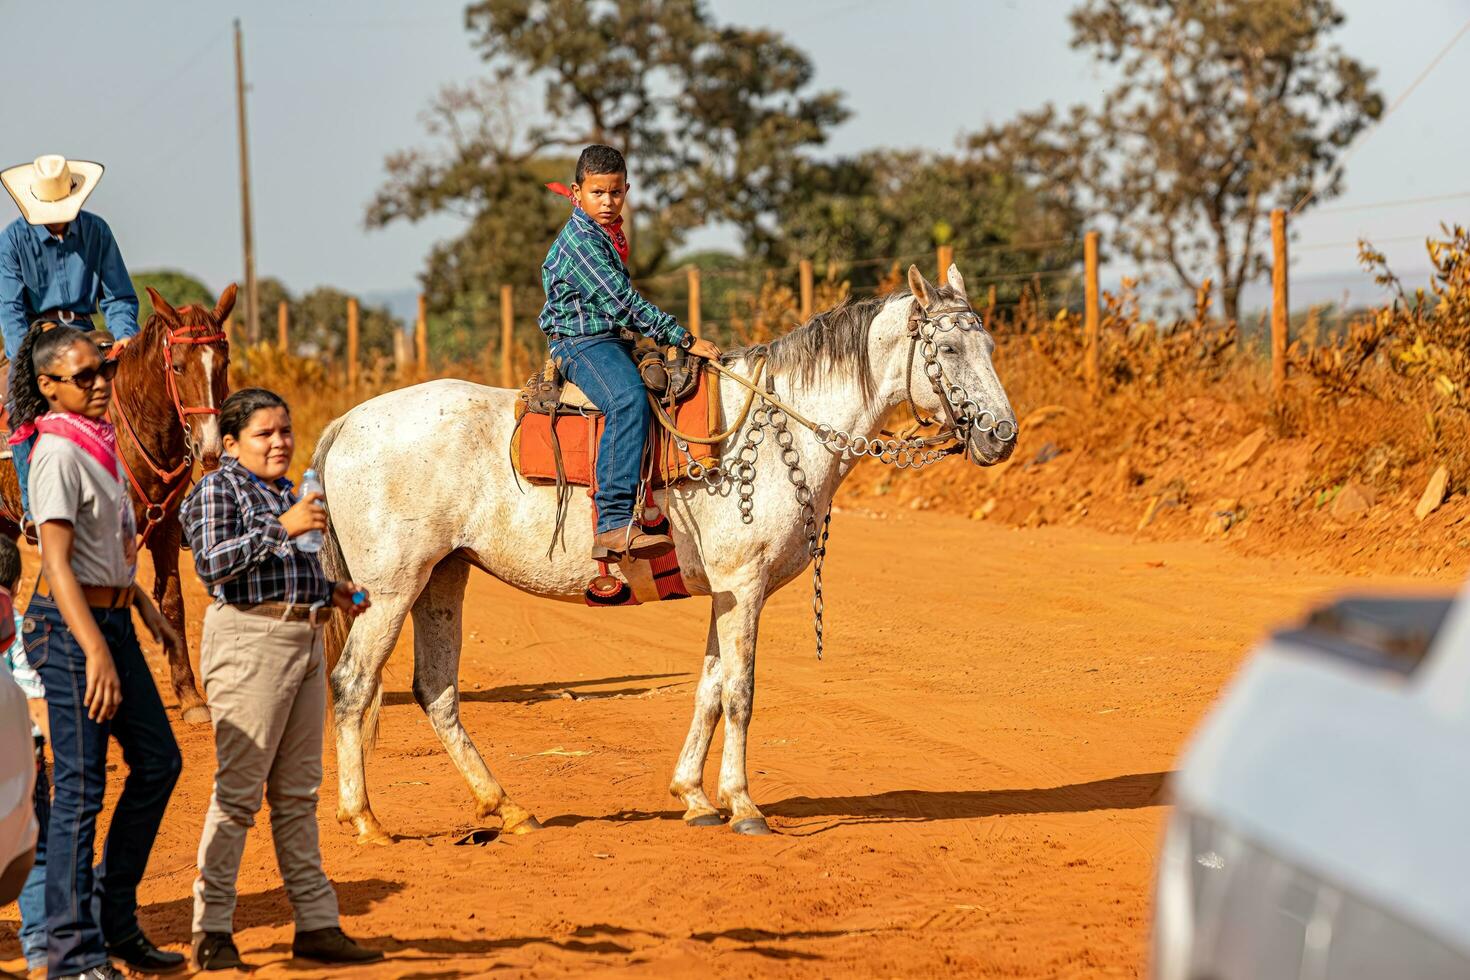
[
  {"left": 172, "top": 363, "right": 185, "bottom": 374},
  {"left": 939, "top": 344, "right": 958, "bottom": 355}
]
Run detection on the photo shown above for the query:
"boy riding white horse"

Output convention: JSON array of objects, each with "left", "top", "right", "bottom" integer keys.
[{"left": 539, "top": 144, "right": 722, "bottom": 561}]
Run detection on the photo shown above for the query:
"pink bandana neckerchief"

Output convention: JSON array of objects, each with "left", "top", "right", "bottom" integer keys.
[
  {"left": 9, "top": 412, "right": 122, "bottom": 479},
  {"left": 546, "top": 182, "right": 629, "bottom": 265}
]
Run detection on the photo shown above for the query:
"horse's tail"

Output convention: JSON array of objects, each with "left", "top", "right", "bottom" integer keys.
[{"left": 312, "top": 415, "right": 383, "bottom": 751}]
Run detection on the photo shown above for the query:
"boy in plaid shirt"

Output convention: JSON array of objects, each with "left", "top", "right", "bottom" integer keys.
[{"left": 539, "top": 144, "right": 721, "bottom": 562}]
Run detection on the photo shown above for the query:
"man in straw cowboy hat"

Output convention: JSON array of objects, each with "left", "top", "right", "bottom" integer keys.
[{"left": 0, "top": 155, "right": 140, "bottom": 528}]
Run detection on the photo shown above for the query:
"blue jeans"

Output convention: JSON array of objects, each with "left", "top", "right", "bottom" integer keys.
[
  {"left": 17, "top": 736, "right": 48, "bottom": 969},
  {"left": 549, "top": 334, "right": 651, "bottom": 534},
  {"left": 11, "top": 430, "right": 35, "bottom": 518},
  {"left": 27, "top": 596, "right": 183, "bottom": 977}
]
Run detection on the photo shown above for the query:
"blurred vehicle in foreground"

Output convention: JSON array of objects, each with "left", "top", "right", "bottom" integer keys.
[
  {"left": 0, "top": 665, "right": 36, "bottom": 904},
  {"left": 1153, "top": 591, "right": 1469, "bottom": 979}
]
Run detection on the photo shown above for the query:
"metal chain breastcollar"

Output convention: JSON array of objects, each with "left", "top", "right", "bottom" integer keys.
[{"left": 666, "top": 302, "right": 1013, "bottom": 660}]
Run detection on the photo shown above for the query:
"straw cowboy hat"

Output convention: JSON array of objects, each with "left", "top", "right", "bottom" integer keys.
[{"left": 0, "top": 155, "right": 104, "bottom": 225}]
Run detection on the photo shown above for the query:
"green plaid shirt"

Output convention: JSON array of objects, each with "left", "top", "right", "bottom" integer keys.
[{"left": 538, "top": 209, "right": 690, "bottom": 347}]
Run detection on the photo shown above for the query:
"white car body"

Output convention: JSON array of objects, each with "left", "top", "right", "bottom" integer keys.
[
  {"left": 1154, "top": 588, "right": 1470, "bottom": 979},
  {"left": 0, "top": 665, "right": 36, "bottom": 888}
]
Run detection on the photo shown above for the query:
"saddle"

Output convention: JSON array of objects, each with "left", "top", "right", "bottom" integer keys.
[{"left": 511, "top": 342, "right": 722, "bottom": 489}]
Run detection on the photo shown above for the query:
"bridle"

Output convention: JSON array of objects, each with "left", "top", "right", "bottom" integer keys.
[
  {"left": 111, "top": 316, "right": 228, "bottom": 544},
  {"left": 903, "top": 300, "right": 1018, "bottom": 458}
]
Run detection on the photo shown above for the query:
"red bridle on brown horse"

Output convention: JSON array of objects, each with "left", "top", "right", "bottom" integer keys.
[{"left": 111, "top": 314, "right": 227, "bottom": 544}]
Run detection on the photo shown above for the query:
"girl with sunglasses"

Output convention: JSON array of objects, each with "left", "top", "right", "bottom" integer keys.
[{"left": 11, "top": 323, "right": 185, "bottom": 979}]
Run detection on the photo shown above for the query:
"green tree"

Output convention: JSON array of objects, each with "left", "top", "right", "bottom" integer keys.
[
  {"left": 975, "top": 0, "right": 1382, "bottom": 322},
  {"left": 291, "top": 287, "right": 402, "bottom": 361},
  {"left": 129, "top": 269, "right": 214, "bottom": 327},
  {"left": 774, "top": 151, "right": 1084, "bottom": 294},
  {"left": 368, "top": 0, "right": 846, "bottom": 336}
]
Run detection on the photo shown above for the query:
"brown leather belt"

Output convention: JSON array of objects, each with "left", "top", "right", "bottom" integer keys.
[
  {"left": 34, "top": 309, "right": 95, "bottom": 327},
  {"left": 34, "top": 579, "right": 133, "bottom": 610},
  {"left": 234, "top": 601, "right": 329, "bottom": 627}
]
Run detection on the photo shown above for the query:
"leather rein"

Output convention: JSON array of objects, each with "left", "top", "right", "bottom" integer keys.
[{"left": 110, "top": 318, "right": 227, "bottom": 545}]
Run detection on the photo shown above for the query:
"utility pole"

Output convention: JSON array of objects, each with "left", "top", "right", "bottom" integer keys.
[{"left": 234, "top": 19, "right": 259, "bottom": 343}]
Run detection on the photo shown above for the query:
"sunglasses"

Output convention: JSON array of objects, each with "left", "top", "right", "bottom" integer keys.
[{"left": 44, "top": 360, "right": 119, "bottom": 389}]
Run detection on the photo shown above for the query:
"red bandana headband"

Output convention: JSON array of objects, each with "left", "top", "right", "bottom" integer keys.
[{"left": 546, "top": 182, "right": 629, "bottom": 265}]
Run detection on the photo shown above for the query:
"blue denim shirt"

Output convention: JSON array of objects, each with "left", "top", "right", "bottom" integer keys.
[{"left": 0, "top": 211, "right": 139, "bottom": 359}]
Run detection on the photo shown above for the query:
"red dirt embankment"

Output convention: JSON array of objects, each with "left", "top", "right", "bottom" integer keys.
[{"left": 1, "top": 508, "right": 1450, "bottom": 977}]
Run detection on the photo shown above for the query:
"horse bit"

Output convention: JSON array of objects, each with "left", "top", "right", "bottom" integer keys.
[{"left": 671, "top": 299, "right": 1017, "bottom": 660}]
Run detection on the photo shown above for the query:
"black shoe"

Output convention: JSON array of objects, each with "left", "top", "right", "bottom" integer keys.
[
  {"left": 106, "top": 931, "right": 186, "bottom": 974},
  {"left": 292, "top": 926, "right": 385, "bottom": 964},
  {"left": 193, "top": 931, "right": 245, "bottom": 971},
  {"left": 55, "top": 965, "right": 126, "bottom": 979}
]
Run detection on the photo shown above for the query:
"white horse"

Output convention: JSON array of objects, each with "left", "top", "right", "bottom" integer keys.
[{"left": 316, "top": 265, "right": 1016, "bottom": 843}]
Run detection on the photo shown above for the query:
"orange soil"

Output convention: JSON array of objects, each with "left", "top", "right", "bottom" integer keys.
[{"left": 0, "top": 509, "right": 1447, "bottom": 978}]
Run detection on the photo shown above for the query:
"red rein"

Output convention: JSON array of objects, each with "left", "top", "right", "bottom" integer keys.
[{"left": 112, "top": 319, "right": 227, "bottom": 544}]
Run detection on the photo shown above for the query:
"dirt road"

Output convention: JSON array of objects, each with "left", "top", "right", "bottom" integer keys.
[{"left": 1, "top": 508, "right": 1436, "bottom": 978}]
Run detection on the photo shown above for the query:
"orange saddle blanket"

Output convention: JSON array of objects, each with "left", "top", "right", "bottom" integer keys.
[{"left": 511, "top": 368, "right": 722, "bottom": 488}]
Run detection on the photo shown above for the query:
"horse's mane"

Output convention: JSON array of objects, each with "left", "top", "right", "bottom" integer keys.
[{"left": 726, "top": 284, "right": 961, "bottom": 400}]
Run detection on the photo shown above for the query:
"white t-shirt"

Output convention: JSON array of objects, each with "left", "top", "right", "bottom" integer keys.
[{"left": 29, "top": 434, "right": 138, "bottom": 588}]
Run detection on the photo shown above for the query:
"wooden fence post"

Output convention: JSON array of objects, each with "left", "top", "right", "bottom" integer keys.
[
  {"left": 276, "top": 300, "right": 288, "bottom": 352},
  {"left": 500, "top": 284, "right": 515, "bottom": 389},
  {"left": 799, "top": 259, "right": 814, "bottom": 321},
  {"left": 415, "top": 293, "right": 428, "bottom": 373},
  {"left": 1271, "top": 208, "right": 1289, "bottom": 403},
  {"left": 393, "top": 330, "right": 410, "bottom": 376},
  {"left": 346, "top": 296, "right": 359, "bottom": 386},
  {"left": 1084, "top": 230, "right": 1100, "bottom": 396},
  {"left": 687, "top": 265, "right": 701, "bottom": 336},
  {"left": 936, "top": 244, "right": 954, "bottom": 284}
]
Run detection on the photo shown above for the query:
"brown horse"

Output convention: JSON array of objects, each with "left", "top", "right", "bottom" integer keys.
[{"left": 0, "top": 284, "right": 234, "bottom": 724}]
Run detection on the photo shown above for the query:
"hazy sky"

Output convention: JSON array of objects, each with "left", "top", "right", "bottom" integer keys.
[{"left": 2, "top": 0, "right": 1466, "bottom": 306}]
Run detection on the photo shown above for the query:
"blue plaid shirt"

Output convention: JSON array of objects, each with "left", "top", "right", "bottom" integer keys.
[
  {"left": 181, "top": 456, "right": 332, "bottom": 606},
  {"left": 538, "top": 208, "right": 690, "bottom": 347}
]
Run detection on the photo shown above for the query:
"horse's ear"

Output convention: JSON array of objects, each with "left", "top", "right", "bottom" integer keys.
[
  {"left": 213, "top": 283, "right": 238, "bottom": 324},
  {"left": 146, "top": 287, "right": 178, "bottom": 322},
  {"left": 907, "top": 264, "right": 935, "bottom": 309},
  {"left": 946, "top": 263, "right": 967, "bottom": 300}
]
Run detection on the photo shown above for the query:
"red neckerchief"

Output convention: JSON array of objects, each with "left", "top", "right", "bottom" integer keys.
[
  {"left": 11, "top": 411, "right": 122, "bottom": 478},
  {"left": 546, "top": 182, "right": 629, "bottom": 265}
]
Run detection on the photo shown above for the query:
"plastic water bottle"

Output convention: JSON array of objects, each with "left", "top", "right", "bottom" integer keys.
[{"left": 296, "top": 469, "right": 324, "bottom": 553}]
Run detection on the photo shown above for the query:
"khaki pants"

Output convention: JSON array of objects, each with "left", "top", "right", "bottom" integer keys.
[{"left": 192, "top": 602, "right": 339, "bottom": 934}]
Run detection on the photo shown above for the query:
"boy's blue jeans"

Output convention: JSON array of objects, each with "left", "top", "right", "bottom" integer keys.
[
  {"left": 28, "top": 596, "right": 183, "bottom": 977},
  {"left": 548, "top": 334, "right": 651, "bottom": 534},
  {"left": 17, "top": 735, "right": 48, "bottom": 969},
  {"left": 11, "top": 431, "right": 35, "bottom": 519}
]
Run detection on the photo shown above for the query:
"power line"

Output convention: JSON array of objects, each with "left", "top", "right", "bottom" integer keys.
[
  {"left": 1291, "top": 15, "right": 1470, "bottom": 215},
  {"left": 1307, "top": 191, "right": 1470, "bottom": 216},
  {"left": 1293, "top": 233, "right": 1426, "bottom": 253}
]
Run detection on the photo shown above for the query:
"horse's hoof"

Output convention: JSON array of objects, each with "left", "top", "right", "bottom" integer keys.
[
  {"left": 355, "top": 823, "right": 394, "bottom": 846},
  {"left": 181, "top": 705, "right": 211, "bottom": 726},
  {"left": 685, "top": 812, "right": 724, "bottom": 828},
  {"left": 731, "top": 817, "right": 774, "bottom": 836},
  {"left": 504, "top": 815, "right": 542, "bottom": 836},
  {"left": 343, "top": 813, "right": 394, "bottom": 846}
]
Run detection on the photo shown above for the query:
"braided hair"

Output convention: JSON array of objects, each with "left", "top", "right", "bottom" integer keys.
[{"left": 9, "top": 323, "right": 94, "bottom": 430}]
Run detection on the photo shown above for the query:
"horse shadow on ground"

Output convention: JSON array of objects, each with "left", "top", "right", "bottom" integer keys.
[
  {"left": 382, "top": 672, "right": 690, "bottom": 707},
  {"left": 542, "top": 771, "right": 1172, "bottom": 831}
]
